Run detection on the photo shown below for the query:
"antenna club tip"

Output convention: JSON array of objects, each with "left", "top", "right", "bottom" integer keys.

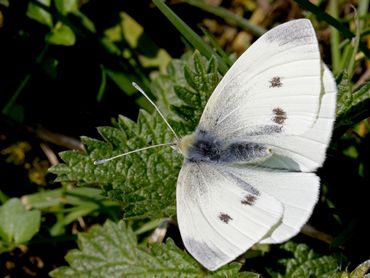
[{"left": 93, "top": 159, "right": 105, "bottom": 165}]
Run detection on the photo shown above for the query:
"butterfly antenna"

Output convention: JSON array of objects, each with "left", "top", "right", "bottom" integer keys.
[
  {"left": 132, "top": 82, "right": 180, "bottom": 142},
  {"left": 94, "top": 143, "right": 175, "bottom": 165}
]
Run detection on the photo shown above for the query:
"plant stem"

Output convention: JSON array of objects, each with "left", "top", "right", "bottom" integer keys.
[
  {"left": 2, "top": 45, "right": 49, "bottom": 116},
  {"left": 329, "top": 0, "right": 340, "bottom": 74},
  {"left": 294, "top": 0, "right": 370, "bottom": 59},
  {"left": 184, "top": 0, "right": 266, "bottom": 36},
  {"left": 152, "top": 0, "right": 228, "bottom": 75}
]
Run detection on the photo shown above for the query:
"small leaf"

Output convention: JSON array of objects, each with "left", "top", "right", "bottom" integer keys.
[
  {"left": 350, "top": 259, "right": 370, "bottom": 278},
  {"left": 333, "top": 81, "right": 370, "bottom": 138},
  {"left": 50, "top": 220, "right": 256, "bottom": 277},
  {"left": 54, "top": 0, "right": 79, "bottom": 15},
  {"left": 184, "top": 64, "right": 198, "bottom": 89},
  {"left": 150, "top": 75, "right": 182, "bottom": 119},
  {"left": 352, "top": 82, "right": 370, "bottom": 108},
  {"left": 47, "top": 22, "right": 76, "bottom": 46},
  {"left": 171, "top": 105, "right": 198, "bottom": 125},
  {"left": 336, "top": 71, "right": 352, "bottom": 116},
  {"left": 13, "top": 210, "right": 41, "bottom": 244},
  {"left": 173, "top": 85, "right": 200, "bottom": 106},
  {"left": 193, "top": 50, "right": 207, "bottom": 76},
  {"left": 207, "top": 55, "right": 218, "bottom": 74},
  {"left": 26, "top": 0, "right": 53, "bottom": 27},
  {"left": 0, "top": 198, "right": 41, "bottom": 247},
  {"left": 172, "top": 51, "right": 220, "bottom": 128},
  {"left": 0, "top": 199, "right": 24, "bottom": 242}
]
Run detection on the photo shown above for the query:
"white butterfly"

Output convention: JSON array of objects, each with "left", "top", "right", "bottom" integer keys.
[
  {"left": 175, "top": 19, "right": 337, "bottom": 271},
  {"left": 95, "top": 18, "right": 337, "bottom": 272}
]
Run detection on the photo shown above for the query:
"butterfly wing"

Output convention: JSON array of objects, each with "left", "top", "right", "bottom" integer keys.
[
  {"left": 176, "top": 162, "right": 283, "bottom": 270},
  {"left": 250, "top": 65, "right": 337, "bottom": 172},
  {"left": 198, "top": 19, "right": 322, "bottom": 139},
  {"left": 224, "top": 165, "right": 320, "bottom": 244},
  {"left": 214, "top": 72, "right": 335, "bottom": 242}
]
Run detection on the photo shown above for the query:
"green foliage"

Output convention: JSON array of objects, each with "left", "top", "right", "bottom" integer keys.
[
  {"left": 26, "top": 0, "right": 78, "bottom": 45},
  {"left": 27, "top": 0, "right": 53, "bottom": 27},
  {"left": 336, "top": 71, "right": 352, "bottom": 116},
  {"left": 0, "top": 198, "right": 41, "bottom": 253},
  {"left": 347, "top": 260, "right": 370, "bottom": 278},
  {"left": 267, "top": 242, "right": 370, "bottom": 277},
  {"left": 50, "top": 51, "right": 219, "bottom": 220},
  {"left": 50, "top": 112, "right": 182, "bottom": 219},
  {"left": 22, "top": 187, "right": 121, "bottom": 236},
  {"left": 334, "top": 77, "right": 370, "bottom": 138},
  {"left": 172, "top": 53, "right": 219, "bottom": 132},
  {"left": 47, "top": 22, "right": 76, "bottom": 46},
  {"left": 50, "top": 220, "right": 258, "bottom": 277},
  {"left": 269, "top": 242, "right": 343, "bottom": 277}
]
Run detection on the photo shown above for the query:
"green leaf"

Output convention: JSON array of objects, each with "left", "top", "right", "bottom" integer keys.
[
  {"left": 172, "top": 51, "right": 220, "bottom": 131},
  {"left": 334, "top": 80, "right": 370, "bottom": 138},
  {"left": 47, "top": 22, "right": 76, "bottom": 46},
  {"left": 50, "top": 220, "right": 257, "bottom": 277},
  {"left": 50, "top": 51, "right": 218, "bottom": 219},
  {"left": 270, "top": 242, "right": 344, "bottom": 277},
  {"left": 349, "top": 259, "right": 370, "bottom": 278},
  {"left": 13, "top": 210, "right": 41, "bottom": 244},
  {"left": 0, "top": 198, "right": 41, "bottom": 248},
  {"left": 26, "top": 0, "right": 53, "bottom": 27},
  {"left": 336, "top": 71, "right": 352, "bottom": 116},
  {"left": 54, "top": 0, "right": 79, "bottom": 15},
  {"left": 173, "top": 85, "right": 200, "bottom": 106},
  {"left": 352, "top": 82, "right": 370, "bottom": 108},
  {"left": 50, "top": 111, "right": 182, "bottom": 219}
]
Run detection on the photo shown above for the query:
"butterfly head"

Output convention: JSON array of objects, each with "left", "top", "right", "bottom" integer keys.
[{"left": 177, "top": 133, "right": 196, "bottom": 157}]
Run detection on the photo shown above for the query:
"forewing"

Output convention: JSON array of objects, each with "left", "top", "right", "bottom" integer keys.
[
  {"left": 176, "top": 162, "right": 283, "bottom": 271},
  {"left": 225, "top": 165, "right": 320, "bottom": 244},
  {"left": 198, "top": 19, "right": 321, "bottom": 139},
  {"left": 250, "top": 64, "right": 337, "bottom": 172}
]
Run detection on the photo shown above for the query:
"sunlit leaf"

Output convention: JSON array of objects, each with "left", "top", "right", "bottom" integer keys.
[
  {"left": 49, "top": 220, "right": 258, "bottom": 277},
  {"left": 0, "top": 198, "right": 41, "bottom": 251},
  {"left": 26, "top": 0, "right": 53, "bottom": 27},
  {"left": 47, "top": 22, "right": 76, "bottom": 46}
]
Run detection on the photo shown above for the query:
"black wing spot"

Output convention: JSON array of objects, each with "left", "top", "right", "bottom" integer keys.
[
  {"left": 269, "top": 77, "right": 282, "bottom": 88},
  {"left": 241, "top": 194, "right": 257, "bottom": 206},
  {"left": 272, "top": 107, "right": 287, "bottom": 124},
  {"left": 218, "top": 213, "right": 232, "bottom": 224}
]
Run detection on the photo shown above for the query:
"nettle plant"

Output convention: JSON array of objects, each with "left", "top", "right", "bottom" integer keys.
[{"left": 47, "top": 50, "right": 370, "bottom": 277}]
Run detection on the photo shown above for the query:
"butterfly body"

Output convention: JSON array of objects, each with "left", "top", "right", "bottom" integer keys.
[{"left": 179, "top": 129, "right": 271, "bottom": 164}]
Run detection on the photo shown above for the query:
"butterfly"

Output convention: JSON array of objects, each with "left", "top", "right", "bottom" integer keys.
[
  {"left": 95, "top": 18, "right": 337, "bottom": 271},
  {"left": 174, "top": 19, "right": 337, "bottom": 271}
]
